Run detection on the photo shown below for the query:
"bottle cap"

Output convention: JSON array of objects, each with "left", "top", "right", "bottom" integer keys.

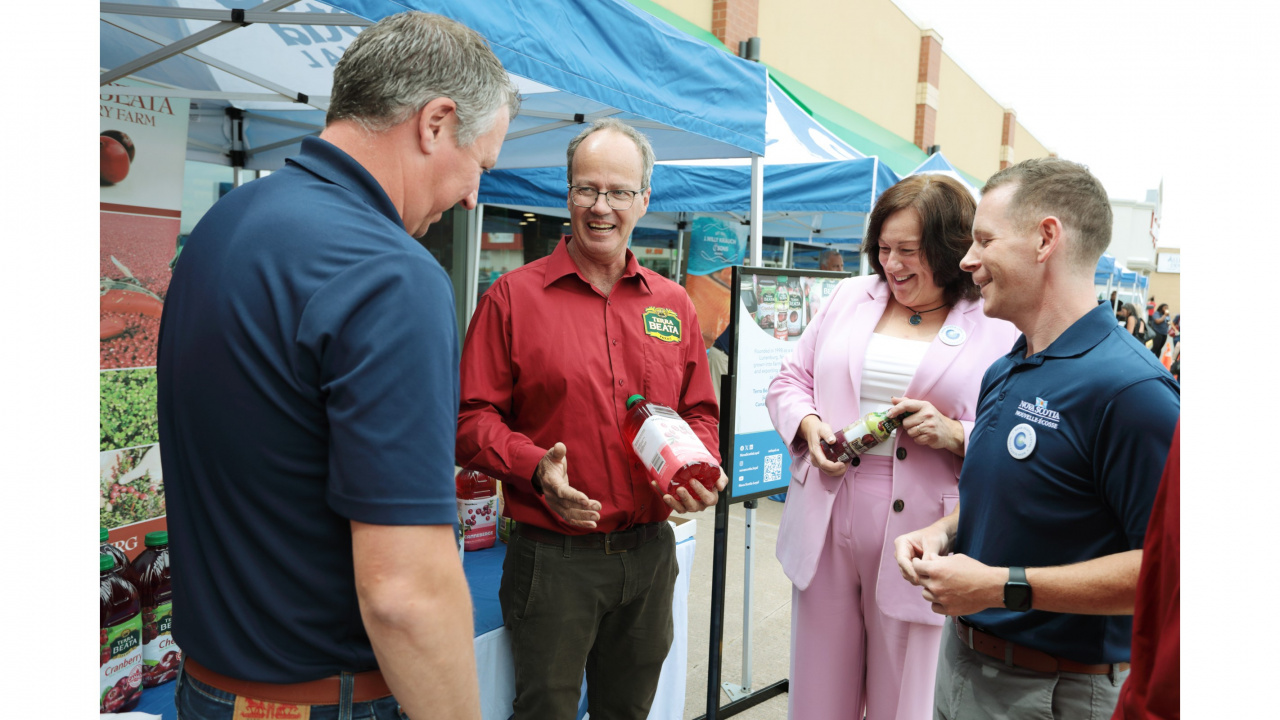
[
  {"left": 144, "top": 531, "right": 169, "bottom": 547},
  {"left": 101, "top": 554, "right": 115, "bottom": 572},
  {"left": 626, "top": 394, "right": 646, "bottom": 409},
  {"left": 101, "top": 527, "right": 109, "bottom": 543}
]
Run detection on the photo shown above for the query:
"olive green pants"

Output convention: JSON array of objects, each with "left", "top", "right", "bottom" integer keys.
[{"left": 499, "top": 523, "right": 677, "bottom": 720}]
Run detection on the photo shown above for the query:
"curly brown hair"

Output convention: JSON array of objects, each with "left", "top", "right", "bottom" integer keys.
[{"left": 862, "top": 174, "right": 979, "bottom": 305}]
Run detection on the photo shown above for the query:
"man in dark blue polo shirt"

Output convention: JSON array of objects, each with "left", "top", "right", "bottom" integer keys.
[
  {"left": 157, "top": 12, "right": 517, "bottom": 720},
  {"left": 893, "top": 158, "right": 1178, "bottom": 719}
]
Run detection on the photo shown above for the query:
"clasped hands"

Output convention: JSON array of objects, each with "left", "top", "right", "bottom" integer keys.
[
  {"left": 892, "top": 524, "right": 1005, "bottom": 617},
  {"left": 536, "top": 442, "right": 728, "bottom": 530}
]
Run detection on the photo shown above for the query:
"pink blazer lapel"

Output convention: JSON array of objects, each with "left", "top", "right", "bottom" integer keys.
[
  {"left": 904, "top": 297, "right": 979, "bottom": 401},
  {"left": 839, "top": 280, "right": 891, "bottom": 416}
]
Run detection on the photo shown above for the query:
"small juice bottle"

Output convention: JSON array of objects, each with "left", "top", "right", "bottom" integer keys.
[
  {"left": 100, "top": 554, "right": 143, "bottom": 714},
  {"left": 127, "top": 531, "right": 181, "bottom": 687},
  {"left": 456, "top": 469, "right": 498, "bottom": 551},
  {"left": 623, "top": 394, "right": 721, "bottom": 496},
  {"left": 100, "top": 527, "right": 128, "bottom": 571},
  {"left": 820, "top": 410, "right": 911, "bottom": 463}
]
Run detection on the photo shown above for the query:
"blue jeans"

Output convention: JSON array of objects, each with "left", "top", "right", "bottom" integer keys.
[{"left": 175, "top": 659, "right": 407, "bottom": 720}]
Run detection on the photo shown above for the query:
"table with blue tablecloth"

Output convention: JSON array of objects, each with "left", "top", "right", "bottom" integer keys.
[{"left": 131, "top": 518, "right": 696, "bottom": 720}]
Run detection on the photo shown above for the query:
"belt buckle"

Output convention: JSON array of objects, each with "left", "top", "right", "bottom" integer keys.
[{"left": 604, "top": 532, "right": 626, "bottom": 554}]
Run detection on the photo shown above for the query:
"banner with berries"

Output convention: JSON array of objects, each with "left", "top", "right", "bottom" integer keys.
[{"left": 100, "top": 79, "right": 189, "bottom": 559}]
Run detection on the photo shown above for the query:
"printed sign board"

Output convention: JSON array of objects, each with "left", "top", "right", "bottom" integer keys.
[{"left": 723, "top": 266, "right": 847, "bottom": 502}]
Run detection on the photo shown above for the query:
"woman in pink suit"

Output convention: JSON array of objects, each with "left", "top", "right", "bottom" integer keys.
[{"left": 766, "top": 174, "right": 1019, "bottom": 720}]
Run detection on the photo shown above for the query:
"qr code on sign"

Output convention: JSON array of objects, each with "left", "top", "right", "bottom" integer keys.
[{"left": 763, "top": 453, "right": 782, "bottom": 483}]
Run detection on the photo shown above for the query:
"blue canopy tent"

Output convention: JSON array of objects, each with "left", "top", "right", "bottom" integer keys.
[
  {"left": 908, "top": 151, "right": 982, "bottom": 202},
  {"left": 100, "top": 0, "right": 766, "bottom": 169},
  {"left": 101, "top": 0, "right": 768, "bottom": 317}
]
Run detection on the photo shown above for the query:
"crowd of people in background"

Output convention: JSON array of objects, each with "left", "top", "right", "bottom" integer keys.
[{"left": 1105, "top": 293, "right": 1179, "bottom": 380}]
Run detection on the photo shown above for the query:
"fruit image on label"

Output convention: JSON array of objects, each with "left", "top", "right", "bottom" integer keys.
[
  {"left": 457, "top": 496, "right": 498, "bottom": 551},
  {"left": 101, "top": 616, "right": 144, "bottom": 712},
  {"left": 142, "top": 601, "right": 181, "bottom": 687}
]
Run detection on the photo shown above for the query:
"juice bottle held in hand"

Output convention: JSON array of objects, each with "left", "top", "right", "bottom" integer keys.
[
  {"left": 820, "top": 410, "right": 911, "bottom": 463},
  {"left": 100, "top": 554, "right": 143, "bottom": 714},
  {"left": 101, "top": 527, "right": 128, "bottom": 572},
  {"left": 456, "top": 469, "right": 498, "bottom": 551},
  {"left": 623, "top": 394, "right": 721, "bottom": 496},
  {"left": 127, "top": 531, "right": 181, "bottom": 687}
]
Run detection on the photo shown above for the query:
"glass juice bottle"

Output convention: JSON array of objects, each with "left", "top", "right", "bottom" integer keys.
[
  {"left": 623, "top": 394, "right": 721, "bottom": 495},
  {"left": 456, "top": 469, "right": 498, "bottom": 551},
  {"left": 100, "top": 554, "right": 143, "bottom": 714},
  {"left": 820, "top": 410, "right": 911, "bottom": 463}
]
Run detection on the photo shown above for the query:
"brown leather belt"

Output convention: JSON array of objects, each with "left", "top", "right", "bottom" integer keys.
[
  {"left": 183, "top": 656, "right": 392, "bottom": 705},
  {"left": 514, "top": 521, "right": 663, "bottom": 554},
  {"left": 955, "top": 619, "right": 1130, "bottom": 676}
]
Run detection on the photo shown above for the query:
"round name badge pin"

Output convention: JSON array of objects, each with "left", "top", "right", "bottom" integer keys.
[
  {"left": 1007, "top": 423, "right": 1036, "bottom": 460},
  {"left": 939, "top": 325, "right": 966, "bottom": 346}
]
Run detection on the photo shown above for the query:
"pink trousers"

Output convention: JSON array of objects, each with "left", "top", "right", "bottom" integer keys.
[{"left": 788, "top": 454, "right": 942, "bottom": 720}]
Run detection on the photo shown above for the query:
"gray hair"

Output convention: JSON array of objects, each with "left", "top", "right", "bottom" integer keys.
[
  {"left": 565, "top": 118, "right": 655, "bottom": 189},
  {"left": 982, "top": 158, "right": 1113, "bottom": 270},
  {"left": 326, "top": 11, "right": 520, "bottom": 145}
]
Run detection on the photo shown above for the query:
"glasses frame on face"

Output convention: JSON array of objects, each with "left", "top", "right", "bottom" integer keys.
[{"left": 567, "top": 184, "right": 645, "bottom": 210}]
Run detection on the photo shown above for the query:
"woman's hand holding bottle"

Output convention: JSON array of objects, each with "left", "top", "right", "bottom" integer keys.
[{"left": 798, "top": 414, "right": 849, "bottom": 477}]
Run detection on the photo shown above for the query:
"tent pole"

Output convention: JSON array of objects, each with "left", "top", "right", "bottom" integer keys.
[
  {"left": 465, "top": 204, "right": 484, "bottom": 326},
  {"left": 749, "top": 155, "right": 763, "bottom": 267}
]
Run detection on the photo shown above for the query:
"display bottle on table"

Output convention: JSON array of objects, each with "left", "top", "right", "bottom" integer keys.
[
  {"left": 126, "top": 531, "right": 181, "bottom": 687},
  {"left": 100, "top": 527, "right": 128, "bottom": 572},
  {"left": 820, "top": 410, "right": 912, "bottom": 463},
  {"left": 623, "top": 394, "right": 721, "bottom": 496},
  {"left": 100, "top": 554, "right": 143, "bottom": 714},
  {"left": 773, "top": 281, "right": 790, "bottom": 340},
  {"left": 456, "top": 469, "right": 498, "bottom": 551}
]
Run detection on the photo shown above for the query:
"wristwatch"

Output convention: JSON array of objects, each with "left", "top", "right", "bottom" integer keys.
[{"left": 1003, "top": 566, "right": 1032, "bottom": 612}]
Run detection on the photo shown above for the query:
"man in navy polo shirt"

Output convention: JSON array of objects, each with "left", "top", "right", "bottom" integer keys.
[
  {"left": 157, "top": 13, "right": 518, "bottom": 720},
  {"left": 893, "top": 158, "right": 1178, "bottom": 719}
]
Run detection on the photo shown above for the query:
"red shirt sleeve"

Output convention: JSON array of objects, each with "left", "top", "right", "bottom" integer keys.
[
  {"left": 455, "top": 286, "right": 547, "bottom": 494},
  {"left": 1112, "top": 420, "right": 1179, "bottom": 720}
]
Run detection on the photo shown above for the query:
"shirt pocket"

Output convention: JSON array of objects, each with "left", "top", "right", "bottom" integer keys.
[{"left": 643, "top": 337, "right": 686, "bottom": 409}]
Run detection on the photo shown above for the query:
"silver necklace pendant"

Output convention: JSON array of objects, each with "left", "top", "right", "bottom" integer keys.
[{"left": 909, "top": 314, "right": 922, "bottom": 325}]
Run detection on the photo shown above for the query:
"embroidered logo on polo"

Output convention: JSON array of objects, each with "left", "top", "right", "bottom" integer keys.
[
  {"left": 1007, "top": 423, "right": 1036, "bottom": 459},
  {"left": 642, "top": 307, "right": 681, "bottom": 342},
  {"left": 1014, "top": 396, "right": 1060, "bottom": 430}
]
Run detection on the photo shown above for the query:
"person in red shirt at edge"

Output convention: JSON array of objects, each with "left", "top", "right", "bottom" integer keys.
[
  {"left": 1113, "top": 421, "right": 1180, "bottom": 720},
  {"left": 455, "top": 117, "right": 727, "bottom": 720}
]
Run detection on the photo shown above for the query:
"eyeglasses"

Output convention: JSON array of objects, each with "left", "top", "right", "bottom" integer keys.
[{"left": 568, "top": 185, "right": 644, "bottom": 210}]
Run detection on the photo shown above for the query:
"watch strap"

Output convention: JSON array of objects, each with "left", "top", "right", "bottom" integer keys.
[{"left": 1008, "top": 565, "right": 1027, "bottom": 585}]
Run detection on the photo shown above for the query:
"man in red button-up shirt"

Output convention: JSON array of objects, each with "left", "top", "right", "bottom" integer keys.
[{"left": 457, "top": 118, "right": 725, "bottom": 719}]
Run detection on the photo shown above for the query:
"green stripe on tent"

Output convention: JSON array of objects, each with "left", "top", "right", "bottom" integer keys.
[
  {"left": 626, "top": 0, "right": 732, "bottom": 51},
  {"left": 626, "top": 0, "right": 929, "bottom": 178},
  {"left": 764, "top": 67, "right": 926, "bottom": 176}
]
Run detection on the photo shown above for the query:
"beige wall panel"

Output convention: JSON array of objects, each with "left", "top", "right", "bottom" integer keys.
[
  {"left": 757, "top": 0, "right": 921, "bottom": 142},
  {"left": 934, "top": 54, "right": 1003, "bottom": 184},
  {"left": 652, "top": 0, "right": 714, "bottom": 31},
  {"left": 1015, "top": 121, "right": 1051, "bottom": 162}
]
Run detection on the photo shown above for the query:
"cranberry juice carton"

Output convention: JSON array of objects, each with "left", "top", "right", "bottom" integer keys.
[
  {"left": 127, "top": 531, "right": 181, "bottom": 687},
  {"left": 101, "top": 527, "right": 128, "bottom": 571},
  {"left": 623, "top": 394, "right": 721, "bottom": 496},
  {"left": 100, "top": 554, "right": 143, "bottom": 714},
  {"left": 456, "top": 469, "right": 498, "bottom": 551}
]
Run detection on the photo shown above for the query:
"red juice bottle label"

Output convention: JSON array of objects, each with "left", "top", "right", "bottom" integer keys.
[
  {"left": 100, "top": 616, "right": 143, "bottom": 713},
  {"left": 457, "top": 496, "right": 498, "bottom": 550},
  {"left": 631, "top": 410, "right": 718, "bottom": 494},
  {"left": 142, "top": 600, "right": 181, "bottom": 686}
]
